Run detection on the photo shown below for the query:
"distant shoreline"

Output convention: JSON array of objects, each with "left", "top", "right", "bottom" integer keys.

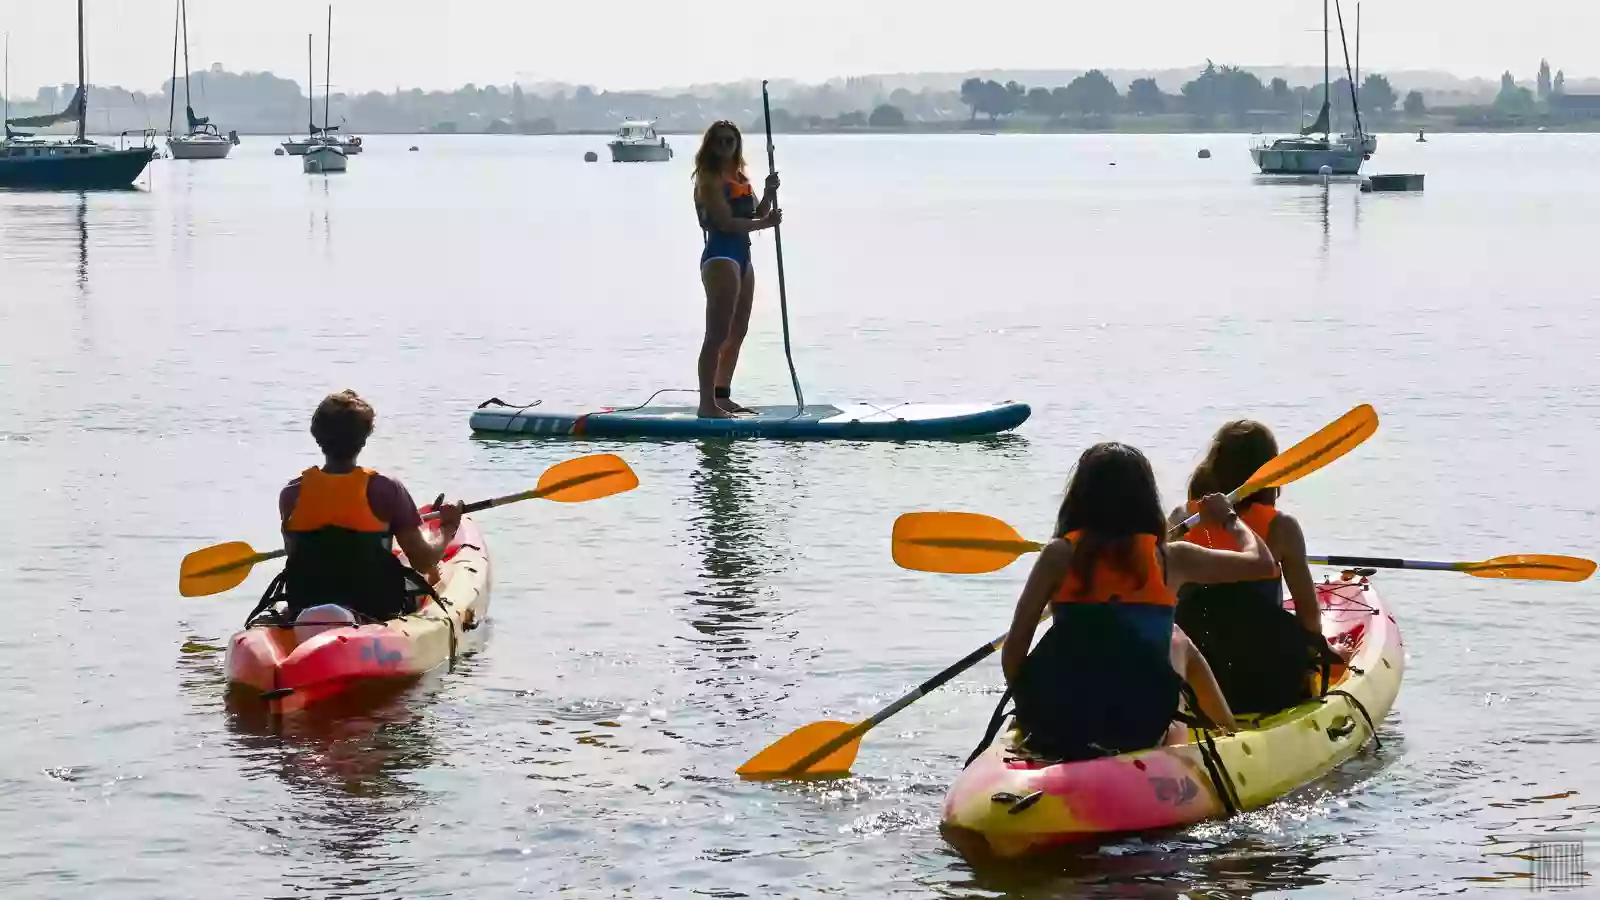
[{"left": 206, "top": 121, "right": 1600, "bottom": 138}]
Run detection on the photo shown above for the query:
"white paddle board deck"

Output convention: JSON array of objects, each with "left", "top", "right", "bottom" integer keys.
[{"left": 470, "top": 400, "right": 1030, "bottom": 440}]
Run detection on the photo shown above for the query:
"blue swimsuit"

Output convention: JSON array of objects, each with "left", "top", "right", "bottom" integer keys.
[{"left": 698, "top": 175, "right": 756, "bottom": 274}]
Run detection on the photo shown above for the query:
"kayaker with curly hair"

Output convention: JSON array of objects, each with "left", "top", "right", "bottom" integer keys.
[
  {"left": 998, "top": 442, "right": 1277, "bottom": 760},
  {"left": 1172, "top": 420, "right": 1337, "bottom": 715},
  {"left": 270, "top": 390, "right": 463, "bottom": 621}
]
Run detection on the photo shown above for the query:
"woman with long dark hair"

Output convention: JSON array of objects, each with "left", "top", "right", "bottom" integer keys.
[
  {"left": 692, "top": 120, "right": 780, "bottom": 418},
  {"left": 1171, "top": 420, "right": 1332, "bottom": 715},
  {"left": 998, "top": 443, "right": 1277, "bottom": 760}
]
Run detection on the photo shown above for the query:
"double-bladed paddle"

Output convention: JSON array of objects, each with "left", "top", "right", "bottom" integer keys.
[
  {"left": 178, "top": 453, "right": 639, "bottom": 598},
  {"left": 1306, "top": 553, "right": 1594, "bottom": 582},
  {"left": 736, "top": 404, "right": 1379, "bottom": 780}
]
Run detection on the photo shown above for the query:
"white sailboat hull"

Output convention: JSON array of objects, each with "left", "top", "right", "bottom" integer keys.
[
  {"left": 608, "top": 140, "right": 672, "bottom": 162},
  {"left": 303, "top": 145, "right": 346, "bottom": 173},
  {"left": 167, "top": 135, "right": 232, "bottom": 159},
  {"left": 1251, "top": 143, "right": 1364, "bottom": 176},
  {"left": 282, "top": 138, "right": 362, "bottom": 156}
]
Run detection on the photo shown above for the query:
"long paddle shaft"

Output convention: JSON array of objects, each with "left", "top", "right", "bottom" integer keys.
[
  {"left": 761, "top": 80, "right": 804, "bottom": 412},
  {"left": 1307, "top": 553, "right": 1594, "bottom": 581},
  {"left": 178, "top": 453, "right": 638, "bottom": 596},
  {"left": 198, "top": 491, "right": 516, "bottom": 574}
]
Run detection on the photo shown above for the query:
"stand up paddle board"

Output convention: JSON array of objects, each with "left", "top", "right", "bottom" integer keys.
[{"left": 470, "top": 399, "right": 1030, "bottom": 441}]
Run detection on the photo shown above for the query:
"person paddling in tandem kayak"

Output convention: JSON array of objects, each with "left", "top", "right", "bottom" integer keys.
[
  {"left": 259, "top": 390, "right": 464, "bottom": 624},
  {"left": 997, "top": 443, "right": 1278, "bottom": 761},
  {"left": 1172, "top": 421, "right": 1340, "bottom": 716},
  {"left": 693, "top": 120, "right": 781, "bottom": 419}
]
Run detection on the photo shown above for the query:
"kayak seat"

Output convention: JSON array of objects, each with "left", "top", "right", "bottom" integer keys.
[{"left": 292, "top": 603, "right": 358, "bottom": 642}]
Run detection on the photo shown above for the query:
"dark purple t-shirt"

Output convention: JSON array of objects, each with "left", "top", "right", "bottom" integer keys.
[{"left": 279, "top": 470, "right": 423, "bottom": 535}]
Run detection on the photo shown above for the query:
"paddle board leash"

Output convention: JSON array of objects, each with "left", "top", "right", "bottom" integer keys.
[{"left": 762, "top": 79, "right": 805, "bottom": 412}]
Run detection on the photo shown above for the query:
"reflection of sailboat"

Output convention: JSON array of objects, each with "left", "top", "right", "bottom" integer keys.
[
  {"left": 73, "top": 190, "right": 87, "bottom": 290},
  {"left": 0, "top": 0, "right": 155, "bottom": 189},
  {"left": 165, "top": 0, "right": 235, "bottom": 159}
]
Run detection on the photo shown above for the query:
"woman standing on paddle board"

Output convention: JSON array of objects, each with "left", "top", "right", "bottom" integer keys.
[
  {"left": 693, "top": 120, "right": 781, "bottom": 419},
  {"left": 998, "top": 443, "right": 1277, "bottom": 759}
]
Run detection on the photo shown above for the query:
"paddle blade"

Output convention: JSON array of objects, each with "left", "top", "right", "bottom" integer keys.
[
  {"left": 1240, "top": 403, "right": 1379, "bottom": 497},
  {"left": 892, "top": 512, "right": 1045, "bottom": 575},
  {"left": 737, "top": 721, "right": 862, "bottom": 780},
  {"left": 179, "top": 542, "right": 262, "bottom": 597},
  {"left": 534, "top": 453, "right": 639, "bottom": 503},
  {"left": 1460, "top": 555, "right": 1596, "bottom": 582}
]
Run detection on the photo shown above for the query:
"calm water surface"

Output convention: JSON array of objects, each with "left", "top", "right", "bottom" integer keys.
[{"left": 1, "top": 133, "right": 1596, "bottom": 898}]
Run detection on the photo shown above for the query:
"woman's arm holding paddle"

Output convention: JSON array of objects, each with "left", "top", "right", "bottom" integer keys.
[
  {"left": 756, "top": 172, "right": 780, "bottom": 216},
  {"left": 1165, "top": 494, "right": 1278, "bottom": 587},
  {"left": 1001, "top": 538, "right": 1073, "bottom": 684}
]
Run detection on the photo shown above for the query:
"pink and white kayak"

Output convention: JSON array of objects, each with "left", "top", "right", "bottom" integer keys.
[
  {"left": 941, "top": 574, "right": 1403, "bottom": 859},
  {"left": 223, "top": 516, "right": 491, "bottom": 714}
]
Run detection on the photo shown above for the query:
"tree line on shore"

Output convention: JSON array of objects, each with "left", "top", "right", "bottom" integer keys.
[{"left": 3, "top": 59, "right": 1588, "bottom": 136}]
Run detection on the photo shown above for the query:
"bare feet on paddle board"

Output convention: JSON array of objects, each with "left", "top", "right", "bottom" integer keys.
[
  {"left": 697, "top": 404, "right": 735, "bottom": 419},
  {"left": 720, "top": 399, "right": 757, "bottom": 416}
]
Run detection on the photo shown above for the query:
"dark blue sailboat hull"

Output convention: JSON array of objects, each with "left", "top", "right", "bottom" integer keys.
[{"left": 0, "top": 147, "right": 154, "bottom": 189}]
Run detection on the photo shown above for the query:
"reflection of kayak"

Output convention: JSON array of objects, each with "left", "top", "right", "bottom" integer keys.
[
  {"left": 223, "top": 516, "right": 491, "bottom": 714},
  {"left": 470, "top": 400, "right": 1031, "bottom": 440},
  {"left": 942, "top": 575, "right": 1402, "bottom": 859}
]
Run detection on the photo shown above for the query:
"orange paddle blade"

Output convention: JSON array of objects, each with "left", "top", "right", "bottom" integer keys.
[
  {"left": 736, "top": 720, "right": 862, "bottom": 780},
  {"left": 892, "top": 511, "right": 1045, "bottom": 574},
  {"left": 1460, "top": 554, "right": 1595, "bottom": 582},
  {"left": 533, "top": 453, "right": 639, "bottom": 503},
  {"left": 1238, "top": 403, "right": 1379, "bottom": 498},
  {"left": 179, "top": 541, "right": 277, "bottom": 598}
]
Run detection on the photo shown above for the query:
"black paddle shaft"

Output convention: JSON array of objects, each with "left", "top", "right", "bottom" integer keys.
[{"left": 761, "top": 80, "right": 805, "bottom": 411}]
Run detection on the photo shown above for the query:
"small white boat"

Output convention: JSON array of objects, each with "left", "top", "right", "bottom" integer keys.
[
  {"left": 1251, "top": 0, "right": 1366, "bottom": 176},
  {"left": 299, "top": 8, "right": 349, "bottom": 175},
  {"left": 1252, "top": 136, "right": 1365, "bottom": 176},
  {"left": 607, "top": 119, "right": 672, "bottom": 162},
  {"left": 168, "top": 125, "right": 236, "bottom": 159},
  {"left": 303, "top": 143, "right": 346, "bottom": 173},
  {"left": 164, "top": 0, "right": 233, "bottom": 160}
]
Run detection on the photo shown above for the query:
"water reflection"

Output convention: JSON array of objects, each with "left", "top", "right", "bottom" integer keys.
[
  {"left": 178, "top": 633, "right": 442, "bottom": 897},
  {"left": 683, "top": 439, "right": 776, "bottom": 672},
  {"left": 945, "top": 835, "right": 1337, "bottom": 899},
  {"left": 73, "top": 191, "right": 88, "bottom": 293}
]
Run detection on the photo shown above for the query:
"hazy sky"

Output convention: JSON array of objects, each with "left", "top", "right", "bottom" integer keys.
[{"left": 4, "top": 0, "right": 1595, "bottom": 95}]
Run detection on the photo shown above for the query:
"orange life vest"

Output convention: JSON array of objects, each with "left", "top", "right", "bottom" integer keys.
[
  {"left": 1180, "top": 500, "right": 1280, "bottom": 580},
  {"left": 285, "top": 467, "right": 388, "bottom": 535},
  {"left": 1053, "top": 530, "right": 1177, "bottom": 608}
]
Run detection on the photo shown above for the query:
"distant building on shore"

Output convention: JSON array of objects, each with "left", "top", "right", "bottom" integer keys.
[{"left": 1550, "top": 94, "right": 1600, "bottom": 122}]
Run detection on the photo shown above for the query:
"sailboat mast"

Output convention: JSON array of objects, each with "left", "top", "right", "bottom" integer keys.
[
  {"left": 181, "top": 0, "right": 192, "bottom": 118},
  {"left": 168, "top": 0, "right": 179, "bottom": 134},
  {"left": 322, "top": 6, "right": 332, "bottom": 134},
  {"left": 5, "top": 33, "right": 10, "bottom": 127},
  {"left": 76, "top": 0, "right": 86, "bottom": 142},
  {"left": 306, "top": 33, "right": 313, "bottom": 134}
]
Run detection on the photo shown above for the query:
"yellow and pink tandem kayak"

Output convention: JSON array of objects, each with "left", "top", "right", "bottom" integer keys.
[{"left": 941, "top": 573, "right": 1403, "bottom": 859}]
